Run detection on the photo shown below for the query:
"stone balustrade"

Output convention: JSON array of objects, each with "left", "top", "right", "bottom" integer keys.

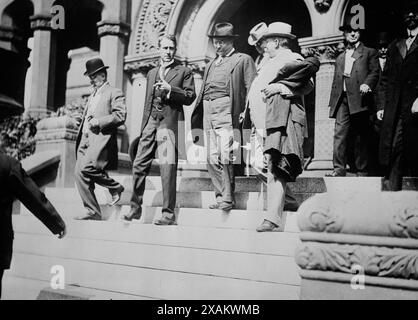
[{"left": 295, "top": 178, "right": 418, "bottom": 300}]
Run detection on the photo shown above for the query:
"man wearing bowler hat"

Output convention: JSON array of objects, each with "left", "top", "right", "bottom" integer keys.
[
  {"left": 74, "top": 58, "right": 126, "bottom": 220},
  {"left": 379, "top": 1, "right": 418, "bottom": 190},
  {"left": 191, "top": 22, "right": 257, "bottom": 212},
  {"left": 327, "top": 16, "right": 380, "bottom": 177}
]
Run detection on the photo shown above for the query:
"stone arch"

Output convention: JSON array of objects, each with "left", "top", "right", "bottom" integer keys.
[{"left": 167, "top": 0, "right": 313, "bottom": 62}]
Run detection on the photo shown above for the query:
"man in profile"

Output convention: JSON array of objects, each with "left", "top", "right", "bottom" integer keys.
[{"left": 74, "top": 58, "right": 126, "bottom": 221}]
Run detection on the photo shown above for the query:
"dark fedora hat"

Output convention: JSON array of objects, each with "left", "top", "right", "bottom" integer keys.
[
  {"left": 208, "top": 22, "right": 239, "bottom": 38},
  {"left": 84, "top": 58, "right": 109, "bottom": 77}
]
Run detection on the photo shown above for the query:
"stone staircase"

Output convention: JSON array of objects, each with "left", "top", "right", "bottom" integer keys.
[{"left": 4, "top": 170, "right": 311, "bottom": 300}]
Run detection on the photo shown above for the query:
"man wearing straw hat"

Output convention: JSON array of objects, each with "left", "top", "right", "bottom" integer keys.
[{"left": 244, "top": 22, "right": 300, "bottom": 213}]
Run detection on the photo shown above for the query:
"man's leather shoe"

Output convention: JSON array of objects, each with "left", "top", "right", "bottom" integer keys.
[
  {"left": 256, "top": 219, "right": 280, "bottom": 232},
  {"left": 209, "top": 203, "right": 221, "bottom": 209},
  {"left": 122, "top": 209, "right": 142, "bottom": 221},
  {"left": 284, "top": 202, "right": 299, "bottom": 212},
  {"left": 109, "top": 186, "right": 124, "bottom": 206},
  {"left": 154, "top": 212, "right": 176, "bottom": 226},
  {"left": 219, "top": 201, "right": 234, "bottom": 212},
  {"left": 325, "top": 171, "right": 346, "bottom": 177},
  {"left": 74, "top": 213, "right": 101, "bottom": 221}
]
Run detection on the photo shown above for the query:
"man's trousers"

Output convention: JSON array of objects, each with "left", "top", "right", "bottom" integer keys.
[
  {"left": 75, "top": 134, "right": 122, "bottom": 217},
  {"left": 333, "top": 94, "right": 371, "bottom": 175},
  {"left": 203, "top": 97, "right": 235, "bottom": 204},
  {"left": 131, "top": 116, "right": 178, "bottom": 214}
]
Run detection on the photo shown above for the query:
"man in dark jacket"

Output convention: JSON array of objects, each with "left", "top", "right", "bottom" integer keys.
[
  {"left": 327, "top": 22, "right": 380, "bottom": 177},
  {"left": 191, "top": 23, "right": 256, "bottom": 212},
  {"left": 379, "top": 2, "right": 418, "bottom": 190},
  {"left": 126, "top": 34, "right": 196, "bottom": 225},
  {"left": 0, "top": 150, "right": 66, "bottom": 298}
]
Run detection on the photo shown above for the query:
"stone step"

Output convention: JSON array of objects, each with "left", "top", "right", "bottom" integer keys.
[
  {"left": 20, "top": 200, "right": 299, "bottom": 232},
  {"left": 2, "top": 275, "right": 151, "bottom": 300},
  {"left": 8, "top": 215, "right": 301, "bottom": 299},
  {"left": 12, "top": 233, "right": 300, "bottom": 286},
  {"left": 9, "top": 253, "right": 300, "bottom": 300},
  {"left": 40, "top": 187, "right": 266, "bottom": 212},
  {"left": 13, "top": 215, "right": 300, "bottom": 256}
]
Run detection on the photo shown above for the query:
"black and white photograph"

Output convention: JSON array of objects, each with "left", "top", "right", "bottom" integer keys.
[{"left": 0, "top": 0, "right": 417, "bottom": 306}]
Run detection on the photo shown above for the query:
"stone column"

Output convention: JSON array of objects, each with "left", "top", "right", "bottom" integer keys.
[
  {"left": 186, "top": 60, "right": 206, "bottom": 164},
  {"left": 300, "top": 36, "right": 344, "bottom": 171},
  {"left": 28, "top": 13, "right": 56, "bottom": 117},
  {"left": 97, "top": 20, "right": 130, "bottom": 89}
]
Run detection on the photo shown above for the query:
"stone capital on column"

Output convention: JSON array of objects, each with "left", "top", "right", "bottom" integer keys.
[
  {"left": 97, "top": 20, "right": 131, "bottom": 39},
  {"left": 186, "top": 58, "right": 207, "bottom": 78},
  {"left": 30, "top": 14, "right": 52, "bottom": 31},
  {"left": 124, "top": 53, "right": 160, "bottom": 79},
  {"left": 299, "top": 35, "right": 344, "bottom": 171}
]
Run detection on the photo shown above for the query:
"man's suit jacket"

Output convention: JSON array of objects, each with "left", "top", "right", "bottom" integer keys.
[
  {"left": 129, "top": 61, "right": 196, "bottom": 160},
  {"left": 191, "top": 51, "right": 257, "bottom": 146},
  {"left": 329, "top": 42, "right": 380, "bottom": 118},
  {"left": 75, "top": 83, "right": 126, "bottom": 171},
  {"left": 379, "top": 36, "right": 418, "bottom": 167},
  {"left": 0, "top": 152, "right": 65, "bottom": 270}
]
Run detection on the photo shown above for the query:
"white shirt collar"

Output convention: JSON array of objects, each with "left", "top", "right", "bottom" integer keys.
[
  {"left": 93, "top": 81, "right": 108, "bottom": 96},
  {"left": 218, "top": 48, "right": 235, "bottom": 58},
  {"left": 346, "top": 41, "right": 360, "bottom": 51},
  {"left": 408, "top": 26, "right": 418, "bottom": 38},
  {"left": 160, "top": 59, "right": 175, "bottom": 68}
]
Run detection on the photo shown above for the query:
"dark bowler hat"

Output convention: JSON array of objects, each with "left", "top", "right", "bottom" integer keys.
[
  {"left": 377, "top": 32, "right": 391, "bottom": 47},
  {"left": 208, "top": 22, "right": 239, "bottom": 38},
  {"left": 84, "top": 58, "right": 109, "bottom": 77}
]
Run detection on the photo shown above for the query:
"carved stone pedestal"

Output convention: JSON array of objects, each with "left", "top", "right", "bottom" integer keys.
[
  {"left": 35, "top": 116, "right": 79, "bottom": 187},
  {"left": 296, "top": 180, "right": 418, "bottom": 300}
]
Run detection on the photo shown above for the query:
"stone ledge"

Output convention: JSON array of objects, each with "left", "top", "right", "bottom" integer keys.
[{"left": 21, "top": 150, "right": 61, "bottom": 176}]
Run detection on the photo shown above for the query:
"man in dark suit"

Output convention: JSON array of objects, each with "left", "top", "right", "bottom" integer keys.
[
  {"left": 74, "top": 58, "right": 127, "bottom": 221},
  {"left": 191, "top": 23, "right": 257, "bottom": 212},
  {"left": 327, "top": 21, "right": 380, "bottom": 177},
  {"left": 379, "top": 2, "right": 418, "bottom": 190},
  {"left": 0, "top": 150, "right": 66, "bottom": 298},
  {"left": 126, "top": 34, "right": 196, "bottom": 225}
]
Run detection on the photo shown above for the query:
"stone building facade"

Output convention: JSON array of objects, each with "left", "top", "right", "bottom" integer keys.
[{"left": 0, "top": 0, "right": 407, "bottom": 169}]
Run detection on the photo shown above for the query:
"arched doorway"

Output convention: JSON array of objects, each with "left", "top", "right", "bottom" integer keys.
[{"left": 177, "top": 0, "right": 315, "bottom": 158}]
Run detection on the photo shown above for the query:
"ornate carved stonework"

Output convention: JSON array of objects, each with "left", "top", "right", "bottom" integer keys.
[
  {"left": 0, "top": 26, "right": 24, "bottom": 43},
  {"left": 30, "top": 14, "right": 52, "bottom": 31},
  {"left": 314, "top": 0, "right": 333, "bottom": 13},
  {"left": 35, "top": 116, "right": 79, "bottom": 142},
  {"left": 187, "top": 59, "right": 207, "bottom": 76},
  {"left": 296, "top": 242, "right": 418, "bottom": 280},
  {"left": 298, "top": 192, "right": 418, "bottom": 239},
  {"left": 134, "top": 0, "right": 177, "bottom": 54},
  {"left": 97, "top": 21, "right": 131, "bottom": 38},
  {"left": 301, "top": 43, "right": 345, "bottom": 60},
  {"left": 177, "top": 0, "right": 205, "bottom": 57},
  {"left": 124, "top": 56, "right": 160, "bottom": 76}
]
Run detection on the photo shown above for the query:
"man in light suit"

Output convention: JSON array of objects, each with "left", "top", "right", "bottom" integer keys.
[
  {"left": 74, "top": 58, "right": 126, "bottom": 220},
  {"left": 191, "top": 23, "right": 257, "bottom": 212},
  {"left": 125, "top": 34, "right": 196, "bottom": 225},
  {"left": 327, "top": 21, "right": 380, "bottom": 177}
]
